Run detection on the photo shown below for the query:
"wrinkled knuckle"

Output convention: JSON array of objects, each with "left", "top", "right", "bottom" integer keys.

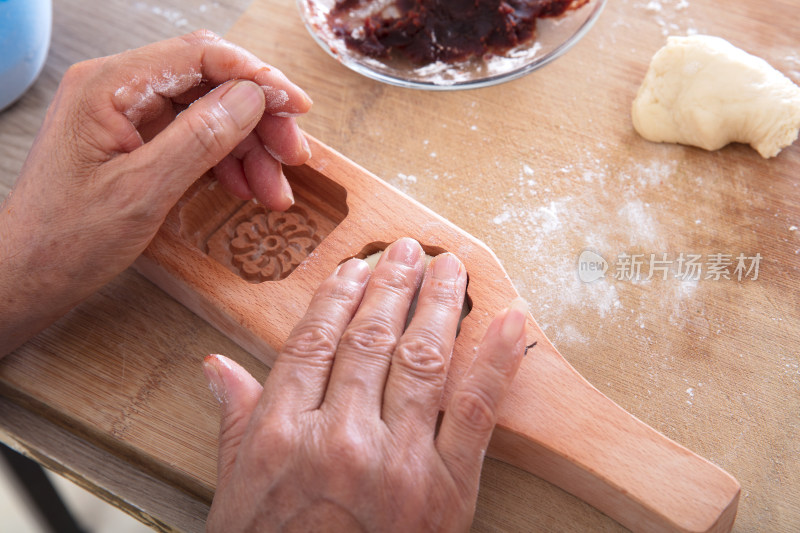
[
  {"left": 393, "top": 337, "right": 448, "bottom": 382},
  {"left": 451, "top": 389, "right": 497, "bottom": 434},
  {"left": 320, "top": 275, "right": 364, "bottom": 304},
  {"left": 425, "top": 280, "right": 464, "bottom": 310},
  {"left": 284, "top": 321, "right": 338, "bottom": 363},
  {"left": 340, "top": 317, "right": 397, "bottom": 357},
  {"left": 186, "top": 109, "right": 227, "bottom": 161},
  {"left": 371, "top": 267, "right": 419, "bottom": 297}
]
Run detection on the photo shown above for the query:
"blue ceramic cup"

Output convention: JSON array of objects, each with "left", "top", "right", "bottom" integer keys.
[{"left": 0, "top": 0, "right": 52, "bottom": 111}]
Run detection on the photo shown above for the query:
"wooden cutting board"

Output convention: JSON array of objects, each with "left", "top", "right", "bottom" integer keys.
[
  {"left": 1, "top": 0, "right": 798, "bottom": 531},
  {"left": 221, "top": 0, "right": 800, "bottom": 528}
]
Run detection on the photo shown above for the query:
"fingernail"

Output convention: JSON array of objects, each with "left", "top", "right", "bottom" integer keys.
[
  {"left": 203, "top": 354, "right": 227, "bottom": 405},
  {"left": 220, "top": 81, "right": 264, "bottom": 129},
  {"left": 300, "top": 135, "right": 311, "bottom": 159},
  {"left": 299, "top": 88, "right": 313, "bottom": 110},
  {"left": 281, "top": 177, "right": 295, "bottom": 206},
  {"left": 501, "top": 298, "right": 529, "bottom": 343},
  {"left": 337, "top": 258, "right": 370, "bottom": 282},
  {"left": 385, "top": 238, "right": 422, "bottom": 267},
  {"left": 432, "top": 253, "right": 462, "bottom": 280}
]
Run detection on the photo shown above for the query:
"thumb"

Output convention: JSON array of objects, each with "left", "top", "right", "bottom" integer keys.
[
  {"left": 134, "top": 79, "right": 265, "bottom": 201},
  {"left": 203, "top": 353, "right": 263, "bottom": 489}
]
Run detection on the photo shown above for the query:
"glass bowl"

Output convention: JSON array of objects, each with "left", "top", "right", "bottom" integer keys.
[{"left": 297, "top": 0, "right": 607, "bottom": 90}]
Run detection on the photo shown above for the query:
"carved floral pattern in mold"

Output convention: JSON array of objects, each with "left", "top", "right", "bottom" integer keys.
[{"left": 229, "top": 208, "right": 320, "bottom": 282}]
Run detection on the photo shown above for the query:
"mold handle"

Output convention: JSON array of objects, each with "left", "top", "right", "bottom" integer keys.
[{"left": 487, "top": 333, "right": 740, "bottom": 533}]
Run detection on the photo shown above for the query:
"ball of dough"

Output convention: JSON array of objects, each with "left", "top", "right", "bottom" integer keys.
[{"left": 632, "top": 35, "right": 800, "bottom": 158}]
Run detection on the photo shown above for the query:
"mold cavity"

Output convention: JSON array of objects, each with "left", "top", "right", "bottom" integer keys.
[
  {"left": 349, "top": 242, "right": 473, "bottom": 334},
  {"left": 179, "top": 166, "right": 348, "bottom": 283}
]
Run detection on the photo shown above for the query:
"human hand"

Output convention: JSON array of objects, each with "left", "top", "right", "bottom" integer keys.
[
  {"left": 202, "top": 238, "right": 528, "bottom": 532},
  {"left": 0, "top": 30, "right": 310, "bottom": 354}
]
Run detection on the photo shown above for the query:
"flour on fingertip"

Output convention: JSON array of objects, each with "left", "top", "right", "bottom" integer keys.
[{"left": 262, "top": 86, "right": 289, "bottom": 111}]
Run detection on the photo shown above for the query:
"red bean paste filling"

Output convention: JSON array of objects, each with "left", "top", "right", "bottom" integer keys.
[{"left": 328, "top": 0, "right": 588, "bottom": 65}]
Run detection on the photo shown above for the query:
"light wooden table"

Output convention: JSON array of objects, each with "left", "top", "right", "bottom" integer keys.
[{"left": 2, "top": 0, "right": 799, "bottom": 532}]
